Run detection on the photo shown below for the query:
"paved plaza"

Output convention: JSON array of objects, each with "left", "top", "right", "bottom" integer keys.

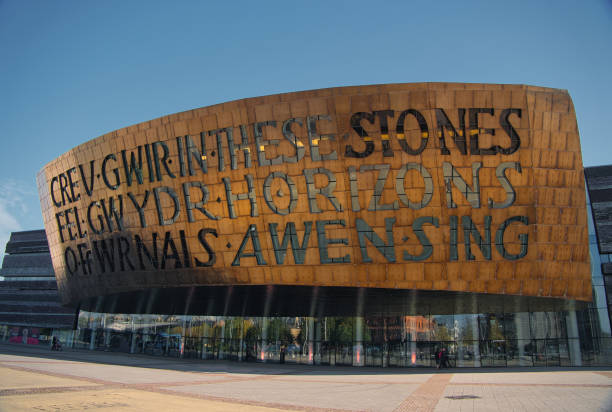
[{"left": 0, "top": 343, "right": 610, "bottom": 411}]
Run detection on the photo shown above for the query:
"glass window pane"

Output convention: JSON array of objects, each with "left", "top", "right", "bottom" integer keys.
[
  {"left": 507, "top": 339, "right": 533, "bottom": 367},
  {"left": 455, "top": 340, "right": 479, "bottom": 367},
  {"left": 530, "top": 312, "right": 561, "bottom": 339},
  {"left": 406, "top": 341, "right": 434, "bottom": 367},
  {"left": 431, "top": 315, "right": 455, "bottom": 342},
  {"left": 455, "top": 314, "right": 479, "bottom": 341},
  {"left": 592, "top": 286, "right": 608, "bottom": 309},
  {"left": 480, "top": 340, "right": 506, "bottom": 367},
  {"left": 404, "top": 315, "right": 432, "bottom": 341},
  {"left": 532, "top": 339, "right": 547, "bottom": 366},
  {"left": 364, "top": 343, "right": 383, "bottom": 367},
  {"left": 478, "top": 314, "right": 506, "bottom": 341}
]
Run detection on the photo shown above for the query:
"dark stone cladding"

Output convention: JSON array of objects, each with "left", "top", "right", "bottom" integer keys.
[
  {"left": 0, "top": 230, "right": 76, "bottom": 329},
  {"left": 585, "top": 166, "right": 612, "bottom": 255},
  {"left": 585, "top": 165, "right": 612, "bottom": 330},
  {"left": 4, "top": 230, "right": 51, "bottom": 254}
]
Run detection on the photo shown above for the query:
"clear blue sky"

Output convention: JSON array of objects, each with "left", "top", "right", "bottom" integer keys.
[{"left": 0, "top": 0, "right": 611, "bottom": 253}]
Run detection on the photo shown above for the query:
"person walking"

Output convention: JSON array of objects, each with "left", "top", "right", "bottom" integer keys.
[
  {"left": 441, "top": 347, "right": 451, "bottom": 368},
  {"left": 51, "top": 336, "right": 61, "bottom": 351}
]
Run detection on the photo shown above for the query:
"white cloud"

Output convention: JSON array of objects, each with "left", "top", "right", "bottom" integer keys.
[
  {"left": 0, "top": 180, "right": 36, "bottom": 266},
  {"left": 0, "top": 202, "right": 21, "bottom": 263}
]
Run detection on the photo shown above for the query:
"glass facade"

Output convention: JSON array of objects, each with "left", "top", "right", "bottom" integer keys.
[
  {"left": 4, "top": 304, "right": 611, "bottom": 368},
  {"left": 56, "top": 307, "right": 610, "bottom": 367}
]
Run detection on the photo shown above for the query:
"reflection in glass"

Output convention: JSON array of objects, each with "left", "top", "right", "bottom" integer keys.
[
  {"left": 431, "top": 315, "right": 454, "bottom": 342},
  {"left": 506, "top": 339, "right": 533, "bottom": 367},
  {"left": 62, "top": 306, "right": 612, "bottom": 368}
]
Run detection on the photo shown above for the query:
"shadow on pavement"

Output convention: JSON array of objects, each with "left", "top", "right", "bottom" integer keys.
[{"left": 1, "top": 342, "right": 610, "bottom": 376}]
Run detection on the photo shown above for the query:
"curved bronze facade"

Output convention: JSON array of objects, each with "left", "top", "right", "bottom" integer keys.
[{"left": 37, "top": 83, "right": 591, "bottom": 310}]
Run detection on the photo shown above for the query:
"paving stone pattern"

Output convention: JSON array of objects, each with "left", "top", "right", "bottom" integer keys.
[{"left": 0, "top": 343, "right": 611, "bottom": 411}]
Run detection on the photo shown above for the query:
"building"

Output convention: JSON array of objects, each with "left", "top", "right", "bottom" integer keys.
[
  {"left": 28, "top": 83, "right": 612, "bottom": 366},
  {"left": 584, "top": 165, "right": 612, "bottom": 339},
  {"left": 0, "top": 230, "right": 76, "bottom": 345}
]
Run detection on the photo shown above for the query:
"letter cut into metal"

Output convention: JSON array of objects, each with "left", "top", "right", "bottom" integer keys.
[
  {"left": 403, "top": 216, "right": 439, "bottom": 261},
  {"left": 395, "top": 163, "right": 434, "bottom": 209},
  {"left": 232, "top": 224, "right": 267, "bottom": 266},
  {"left": 282, "top": 118, "right": 306, "bottom": 163},
  {"left": 153, "top": 187, "right": 180, "bottom": 226},
  {"left": 488, "top": 162, "right": 521, "bottom": 209},
  {"left": 462, "top": 215, "right": 492, "bottom": 260},
  {"left": 495, "top": 216, "right": 529, "bottom": 260},
  {"left": 223, "top": 174, "right": 258, "bottom": 219},
  {"left": 436, "top": 108, "right": 467, "bottom": 155},
  {"left": 356, "top": 217, "right": 396, "bottom": 263},
  {"left": 307, "top": 115, "right": 337, "bottom": 162},
  {"left": 183, "top": 181, "right": 218, "bottom": 221},
  {"left": 254, "top": 121, "right": 282, "bottom": 167},
  {"left": 263, "top": 172, "right": 298, "bottom": 215},
  {"left": 316, "top": 220, "right": 350, "bottom": 264},
  {"left": 196, "top": 228, "right": 218, "bottom": 267},
  {"left": 303, "top": 168, "right": 343, "bottom": 213},
  {"left": 269, "top": 222, "right": 312, "bottom": 264},
  {"left": 360, "top": 164, "right": 399, "bottom": 211},
  {"left": 396, "top": 109, "right": 429, "bottom": 155},
  {"left": 345, "top": 112, "right": 375, "bottom": 158},
  {"left": 443, "top": 162, "right": 482, "bottom": 208}
]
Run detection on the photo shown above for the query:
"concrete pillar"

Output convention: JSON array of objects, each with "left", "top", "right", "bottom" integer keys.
[
  {"left": 201, "top": 333, "right": 207, "bottom": 360},
  {"left": 471, "top": 315, "right": 481, "bottom": 367},
  {"left": 566, "top": 311, "right": 582, "bottom": 366},
  {"left": 410, "top": 339, "right": 419, "bottom": 367},
  {"left": 89, "top": 328, "right": 96, "bottom": 350},
  {"left": 261, "top": 317, "right": 269, "bottom": 362},
  {"left": 164, "top": 328, "right": 170, "bottom": 356},
  {"left": 65, "top": 330, "right": 74, "bottom": 348},
  {"left": 238, "top": 319, "right": 245, "bottom": 361},
  {"left": 89, "top": 314, "right": 99, "bottom": 350},
  {"left": 353, "top": 316, "right": 364, "bottom": 366},
  {"left": 314, "top": 317, "right": 323, "bottom": 365},
  {"left": 514, "top": 312, "right": 531, "bottom": 366},
  {"left": 129, "top": 326, "right": 136, "bottom": 353},
  {"left": 129, "top": 317, "right": 137, "bottom": 354},
  {"left": 180, "top": 318, "right": 186, "bottom": 358},
  {"left": 307, "top": 317, "right": 315, "bottom": 364},
  {"left": 382, "top": 318, "right": 389, "bottom": 368}
]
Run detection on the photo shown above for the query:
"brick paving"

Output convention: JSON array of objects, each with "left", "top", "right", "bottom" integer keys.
[
  {"left": 0, "top": 343, "right": 611, "bottom": 411},
  {"left": 393, "top": 374, "right": 452, "bottom": 412}
]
